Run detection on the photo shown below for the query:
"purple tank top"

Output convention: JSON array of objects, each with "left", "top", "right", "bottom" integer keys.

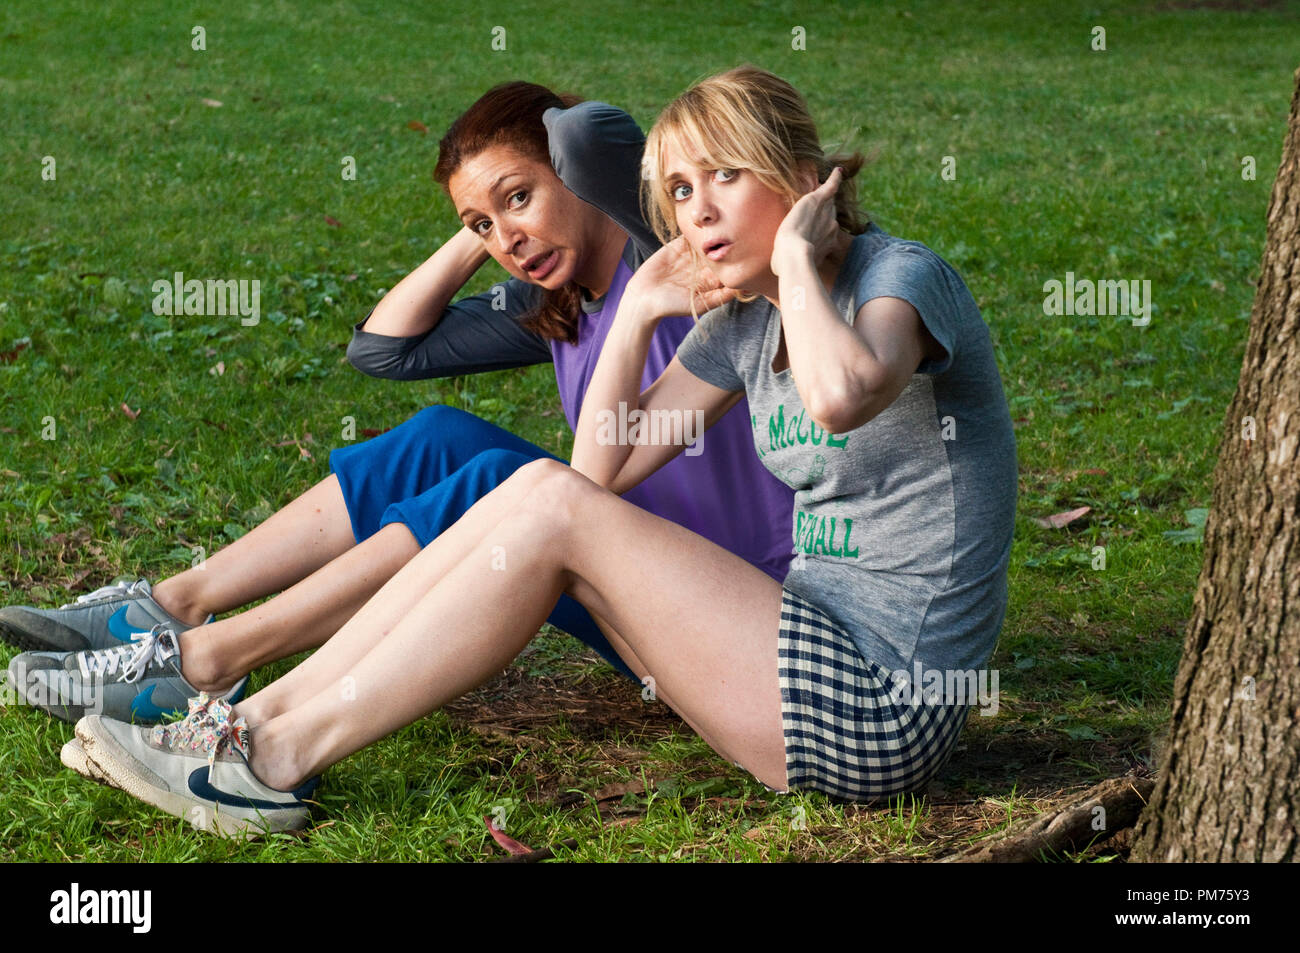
[{"left": 550, "top": 257, "right": 793, "bottom": 583}]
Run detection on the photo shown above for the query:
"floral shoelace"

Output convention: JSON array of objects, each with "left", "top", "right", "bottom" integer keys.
[{"left": 152, "top": 692, "right": 250, "bottom": 780}]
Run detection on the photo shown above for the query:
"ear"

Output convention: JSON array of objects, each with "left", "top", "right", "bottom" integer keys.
[{"left": 796, "top": 160, "right": 820, "bottom": 195}]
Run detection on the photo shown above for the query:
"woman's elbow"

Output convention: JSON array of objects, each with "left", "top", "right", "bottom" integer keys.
[{"left": 805, "top": 377, "right": 877, "bottom": 435}]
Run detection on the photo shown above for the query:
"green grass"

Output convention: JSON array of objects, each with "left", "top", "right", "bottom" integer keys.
[{"left": 1, "top": 0, "right": 1297, "bottom": 861}]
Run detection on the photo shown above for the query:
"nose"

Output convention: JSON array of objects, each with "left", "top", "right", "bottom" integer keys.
[
  {"left": 493, "top": 219, "right": 526, "bottom": 257},
  {"left": 690, "top": 187, "right": 717, "bottom": 229}
]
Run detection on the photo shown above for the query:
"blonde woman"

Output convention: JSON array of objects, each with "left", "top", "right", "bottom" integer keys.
[{"left": 69, "top": 66, "right": 1016, "bottom": 835}]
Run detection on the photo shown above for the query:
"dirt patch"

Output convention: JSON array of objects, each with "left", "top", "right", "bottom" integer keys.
[
  {"left": 5, "top": 526, "right": 119, "bottom": 597},
  {"left": 936, "top": 724, "right": 1149, "bottom": 797},
  {"left": 443, "top": 663, "right": 1152, "bottom": 860},
  {"left": 443, "top": 664, "right": 683, "bottom": 742},
  {"left": 441, "top": 663, "right": 690, "bottom": 802}
]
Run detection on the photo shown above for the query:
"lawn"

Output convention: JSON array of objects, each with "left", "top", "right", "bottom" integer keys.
[{"left": 1, "top": 0, "right": 1296, "bottom": 861}]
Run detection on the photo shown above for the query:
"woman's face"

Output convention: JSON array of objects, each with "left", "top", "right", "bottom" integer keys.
[
  {"left": 661, "top": 141, "right": 793, "bottom": 294},
  {"left": 448, "top": 145, "right": 605, "bottom": 291}
]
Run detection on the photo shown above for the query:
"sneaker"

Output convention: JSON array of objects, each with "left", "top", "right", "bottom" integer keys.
[
  {"left": 73, "top": 695, "right": 320, "bottom": 838},
  {"left": 61, "top": 737, "right": 117, "bottom": 788},
  {"left": 6, "top": 625, "right": 248, "bottom": 724},
  {"left": 0, "top": 578, "right": 212, "bottom": 653}
]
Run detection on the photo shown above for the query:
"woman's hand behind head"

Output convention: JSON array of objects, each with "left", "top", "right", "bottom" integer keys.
[
  {"left": 771, "top": 166, "right": 844, "bottom": 279},
  {"left": 624, "top": 236, "right": 740, "bottom": 324}
]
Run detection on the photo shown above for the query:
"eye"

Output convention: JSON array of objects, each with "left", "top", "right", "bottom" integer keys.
[
  {"left": 507, "top": 189, "right": 527, "bottom": 210},
  {"left": 471, "top": 218, "right": 492, "bottom": 237},
  {"left": 714, "top": 168, "right": 738, "bottom": 182},
  {"left": 670, "top": 182, "right": 692, "bottom": 202}
]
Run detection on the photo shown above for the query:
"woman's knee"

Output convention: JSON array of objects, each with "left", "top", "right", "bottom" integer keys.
[
  {"left": 516, "top": 461, "right": 602, "bottom": 527},
  {"left": 505, "top": 456, "right": 570, "bottom": 489},
  {"left": 410, "top": 403, "right": 478, "bottom": 436}
]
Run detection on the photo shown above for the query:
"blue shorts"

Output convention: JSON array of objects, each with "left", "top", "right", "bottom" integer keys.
[{"left": 328, "top": 404, "right": 636, "bottom": 681}]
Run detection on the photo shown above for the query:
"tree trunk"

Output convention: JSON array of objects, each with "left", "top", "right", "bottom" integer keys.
[{"left": 1131, "top": 67, "right": 1300, "bottom": 862}]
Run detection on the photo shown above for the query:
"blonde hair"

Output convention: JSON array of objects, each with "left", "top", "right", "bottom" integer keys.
[{"left": 641, "top": 65, "right": 870, "bottom": 263}]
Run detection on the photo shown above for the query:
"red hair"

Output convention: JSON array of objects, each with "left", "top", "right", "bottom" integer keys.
[{"left": 433, "top": 82, "right": 584, "bottom": 344}]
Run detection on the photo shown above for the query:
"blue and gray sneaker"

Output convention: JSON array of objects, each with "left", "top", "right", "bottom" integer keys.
[
  {"left": 73, "top": 696, "right": 320, "bottom": 837},
  {"left": 0, "top": 578, "right": 211, "bottom": 654},
  {"left": 6, "top": 625, "right": 247, "bottom": 724}
]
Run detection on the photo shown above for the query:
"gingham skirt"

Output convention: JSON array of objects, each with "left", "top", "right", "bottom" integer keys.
[{"left": 778, "top": 588, "right": 971, "bottom": 801}]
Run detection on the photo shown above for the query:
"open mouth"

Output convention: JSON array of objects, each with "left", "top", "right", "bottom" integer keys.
[
  {"left": 703, "top": 240, "right": 732, "bottom": 261},
  {"left": 522, "top": 249, "right": 559, "bottom": 278}
]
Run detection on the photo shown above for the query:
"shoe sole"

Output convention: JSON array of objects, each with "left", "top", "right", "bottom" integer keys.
[
  {"left": 61, "top": 738, "right": 118, "bottom": 788},
  {"left": 0, "top": 615, "right": 90, "bottom": 654},
  {"left": 74, "top": 716, "right": 308, "bottom": 839}
]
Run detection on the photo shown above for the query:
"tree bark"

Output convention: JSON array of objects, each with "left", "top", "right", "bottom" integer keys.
[{"left": 1130, "top": 67, "right": 1300, "bottom": 862}]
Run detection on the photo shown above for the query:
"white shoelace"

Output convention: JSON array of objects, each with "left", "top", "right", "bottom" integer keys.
[
  {"left": 63, "top": 579, "right": 145, "bottom": 609},
  {"left": 77, "top": 624, "right": 178, "bottom": 682}
]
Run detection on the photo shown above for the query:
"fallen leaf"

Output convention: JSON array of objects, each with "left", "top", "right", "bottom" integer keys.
[
  {"left": 0, "top": 341, "right": 27, "bottom": 364},
  {"left": 407, "top": 119, "right": 429, "bottom": 134},
  {"left": 1031, "top": 505, "right": 1091, "bottom": 529},
  {"left": 202, "top": 97, "right": 223, "bottom": 107},
  {"left": 1081, "top": 468, "right": 1108, "bottom": 476},
  {"left": 120, "top": 403, "right": 140, "bottom": 420},
  {"left": 483, "top": 816, "right": 533, "bottom": 856},
  {"left": 208, "top": 361, "right": 225, "bottom": 376},
  {"left": 324, "top": 215, "right": 341, "bottom": 228},
  {"left": 66, "top": 568, "right": 95, "bottom": 590},
  {"left": 360, "top": 427, "right": 389, "bottom": 438},
  {"left": 378, "top": 94, "right": 397, "bottom": 103}
]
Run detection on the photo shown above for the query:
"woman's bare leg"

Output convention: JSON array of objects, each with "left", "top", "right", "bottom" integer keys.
[
  {"left": 151, "top": 475, "right": 357, "bottom": 625},
  {"left": 246, "top": 460, "right": 788, "bottom": 792},
  {"left": 176, "top": 522, "right": 421, "bottom": 692},
  {"left": 232, "top": 460, "right": 559, "bottom": 724}
]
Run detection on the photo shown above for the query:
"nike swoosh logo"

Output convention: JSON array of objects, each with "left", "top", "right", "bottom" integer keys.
[
  {"left": 130, "top": 685, "right": 177, "bottom": 721},
  {"left": 187, "top": 768, "right": 318, "bottom": 810},
  {"left": 107, "top": 607, "right": 149, "bottom": 643}
]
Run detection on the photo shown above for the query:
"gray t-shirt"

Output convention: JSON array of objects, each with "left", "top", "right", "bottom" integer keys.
[
  {"left": 677, "top": 225, "right": 1017, "bottom": 690},
  {"left": 346, "top": 100, "right": 656, "bottom": 379}
]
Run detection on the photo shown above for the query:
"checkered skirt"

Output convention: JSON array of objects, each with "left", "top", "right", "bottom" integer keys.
[{"left": 778, "top": 588, "right": 971, "bottom": 801}]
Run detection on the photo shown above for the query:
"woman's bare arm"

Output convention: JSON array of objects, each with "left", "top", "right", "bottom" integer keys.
[{"left": 361, "top": 226, "right": 490, "bottom": 338}]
